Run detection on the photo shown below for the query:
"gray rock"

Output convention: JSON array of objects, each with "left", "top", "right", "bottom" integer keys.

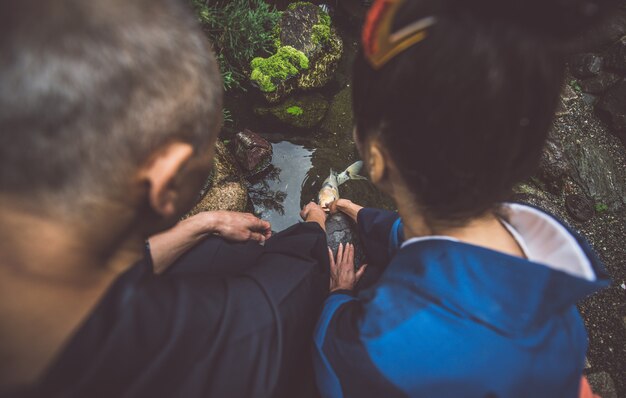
[
  {"left": 567, "top": 140, "right": 626, "bottom": 211},
  {"left": 596, "top": 79, "right": 626, "bottom": 146},
  {"left": 587, "top": 372, "right": 618, "bottom": 398},
  {"left": 580, "top": 72, "right": 621, "bottom": 94},
  {"left": 188, "top": 141, "right": 249, "bottom": 216},
  {"left": 569, "top": 53, "right": 603, "bottom": 78},
  {"left": 604, "top": 36, "right": 626, "bottom": 72},
  {"left": 326, "top": 213, "right": 366, "bottom": 268},
  {"left": 233, "top": 129, "right": 273, "bottom": 177},
  {"left": 537, "top": 138, "right": 569, "bottom": 194},
  {"left": 253, "top": 2, "right": 343, "bottom": 103}
]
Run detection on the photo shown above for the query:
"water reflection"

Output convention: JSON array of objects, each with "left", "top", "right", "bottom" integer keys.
[{"left": 249, "top": 141, "right": 313, "bottom": 232}]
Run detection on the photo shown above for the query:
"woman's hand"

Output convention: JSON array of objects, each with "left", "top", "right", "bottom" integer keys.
[
  {"left": 205, "top": 211, "right": 272, "bottom": 243},
  {"left": 327, "top": 199, "right": 364, "bottom": 223},
  {"left": 300, "top": 202, "right": 327, "bottom": 231},
  {"left": 328, "top": 243, "right": 367, "bottom": 292}
]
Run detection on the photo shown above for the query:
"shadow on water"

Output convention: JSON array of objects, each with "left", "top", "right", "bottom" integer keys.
[{"left": 222, "top": 19, "right": 394, "bottom": 231}]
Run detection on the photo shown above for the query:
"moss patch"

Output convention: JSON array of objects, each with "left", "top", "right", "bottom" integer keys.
[
  {"left": 250, "top": 46, "right": 310, "bottom": 93},
  {"left": 286, "top": 106, "right": 304, "bottom": 116},
  {"left": 254, "top": 93, "right": 329, "bottom": 129}
]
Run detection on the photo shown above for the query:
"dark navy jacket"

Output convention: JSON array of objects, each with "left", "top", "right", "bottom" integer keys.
[
  {"left": 11, "top": 222, "right": 329, "bottom": 398},
  {"left": 314, "top": 205, "right": 610, "bottom": 398}
]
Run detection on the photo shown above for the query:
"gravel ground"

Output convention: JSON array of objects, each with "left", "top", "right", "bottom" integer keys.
[{"left": 517, "top": 87, "right": 626, "bottom": 396}]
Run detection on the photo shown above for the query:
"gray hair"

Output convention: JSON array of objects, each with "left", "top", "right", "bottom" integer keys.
[{"left": 0, "top": 0, "right": 223, "bottom": 207}]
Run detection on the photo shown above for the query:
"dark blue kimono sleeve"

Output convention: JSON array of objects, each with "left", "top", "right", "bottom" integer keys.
[
  {"left": 313, "top": 294, "right": 406, "bottom": 398},
  {"left": 357, "top": 208, "right": 403, "bottom": 267}
]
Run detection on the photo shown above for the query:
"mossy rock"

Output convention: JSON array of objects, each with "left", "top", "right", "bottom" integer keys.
[
  {"left": 187, "top": 141, "right": 249, "bottom": 215},
  {"left": 249, "top": 1, "right": 343, "bottom": 103},
  {"left": 321, "top": 86, "right": 353, "bottom": 133},
  {"left": 254, "top": 93, "right": 329, "bottom": 129}
]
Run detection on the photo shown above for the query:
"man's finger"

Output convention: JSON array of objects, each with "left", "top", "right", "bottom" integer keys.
[
  {"left": 249, "top": 217, "right": 270, "bottom": 232},
  {"left": 249, "top": 232, "right": 265, "bottom": 243}
]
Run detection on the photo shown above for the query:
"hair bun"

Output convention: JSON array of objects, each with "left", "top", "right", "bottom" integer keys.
[{"left": 450, "top": 0, "right": 615, "bottom": 39}]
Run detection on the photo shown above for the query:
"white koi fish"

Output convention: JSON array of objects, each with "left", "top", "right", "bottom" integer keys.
[{"left": 318, "top": 161, "right": 367, "bottom": 210}]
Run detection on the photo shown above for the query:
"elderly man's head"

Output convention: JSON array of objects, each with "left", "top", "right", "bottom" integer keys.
[{"left": 0, "top": 0, "right": 222, "bottom": 224}]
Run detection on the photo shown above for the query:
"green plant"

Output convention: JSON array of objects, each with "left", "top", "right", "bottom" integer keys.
[
  {"left": 595, "top": 203, "right": 609, "bottom": 213},
  {"left": 190, "top": 0, "right": 281, "bottom": 91},
  {"left": 222, "top": 108, "right": 233, "bottom": 124},
  {"left": 286, "top": 106, "right": 303, "bottom": 116},
  {"left": 250, "top": 46, "right": 309, "bottom": 92},
  {"left": 570, "top": 79, "right": 582, "bottom": 93}
]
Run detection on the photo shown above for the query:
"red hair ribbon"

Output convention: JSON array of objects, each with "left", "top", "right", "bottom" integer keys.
[{"left": 362, "top": 0, "right": 437, "bottom": 69}]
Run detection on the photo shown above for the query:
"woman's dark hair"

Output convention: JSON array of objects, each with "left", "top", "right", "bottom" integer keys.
[{"left": 353, "top": 0, "right": 614, "bottom": 224}]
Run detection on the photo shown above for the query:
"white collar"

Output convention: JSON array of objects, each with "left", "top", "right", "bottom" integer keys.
[{"left": 400, "top": 203, "right": 596, "bottom": 281}]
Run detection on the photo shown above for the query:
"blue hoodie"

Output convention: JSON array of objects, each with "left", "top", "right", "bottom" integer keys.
[{"left": 313, "top": 203, "right": 609, "bottom": 398}]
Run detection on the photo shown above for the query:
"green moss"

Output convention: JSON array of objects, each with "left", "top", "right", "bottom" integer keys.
[
  {"left": 312, "top": 24, "right": 331, "bottom": 45},
  {"left": 319, "top": 11, "right": 331, "bottom": 27},
  {"left": 287, "top": 1, "right": 311, "bottom": 11},
  {"left": 286, "top": 106, "right": 304, "bottom": 116},
  {"left": 250, "top": 46, "right": 310, "bottom": 93},
  {"left": 595, "top": 203, "right": 609, "bottom": 213}
]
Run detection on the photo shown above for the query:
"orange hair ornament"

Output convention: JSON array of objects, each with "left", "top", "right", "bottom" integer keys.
[{"left": 362, "top": 0, "right": 437, "bottom": 69}]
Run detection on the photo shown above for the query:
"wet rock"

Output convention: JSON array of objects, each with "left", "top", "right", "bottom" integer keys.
[
  {"left": 251, "top": 2, "right": 343, "bottom": 103},
  {"left": 321, "top": 86, "right": 353, "bottom": 133},
  {"left": 188, "top": 141, "right": 249, "bottom": 215},
  {"left": 566, "top": 139, "right": 626, "bottom": 211},
  {"left": 537, "top": 138, "right": 569, "bottom": 194},
  {"left": 233, "top": 129, "right": 273, "bottom": 176},
  {"left": 326, "top": 213, "right": 366, "bottom": 267},
  {"left": 565, "top": 194, "right": 594, "bottom": 222},
  {"left": 604, "top": 36, "right": 626, "bottom": 72},
  {"left": 254, "top": 93, "right": 329, "bottom": 129},
  {"left": 596, "top": 79, "right": 626, "bottom": 146},
  {"left": 580, "top": 72, "right": 621, "bottom": 95},
  {"left": 569, "top": 53, "right": 603, "bottom": 78},
  {"left": 587, "top": 372, "right": 618, "bottom": 398}
]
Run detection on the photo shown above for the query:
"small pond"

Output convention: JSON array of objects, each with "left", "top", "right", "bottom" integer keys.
[{"left": 222, "top": 21, "right": 394, "bottom": 231}]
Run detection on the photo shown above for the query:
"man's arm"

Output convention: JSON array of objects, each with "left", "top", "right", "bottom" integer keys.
[{"left": 148, "top": 211, "right": 271, "bottom": 274}]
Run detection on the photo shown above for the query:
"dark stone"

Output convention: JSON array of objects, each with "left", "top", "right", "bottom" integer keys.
[
  {"left": 580, "top": 72, "right": 621, "bottom": 94},
  {"left": 596, "top": 79, "right": 626, "bottom": 146},
  {"left": 233, "top": 129, "right": 273, "bottom": 176},
  {"left": 565, "top": 194, "right": 594, "bottom": 222},
  {"left": 566, "top": 139, "right": 626, "bottom": 211},
  {"left": 325, "top": 213, "right": 366, "bottom": 268},
  {"left": 254, "top": 93, "right": 329, "bottom": 129},
  {"left": 604, "top": 36, "right": 626, "bottom": 72},
  {"left": 569, "top": 53, "right": 603, "bottom": 78},
  {"left": 587, "top": 372, "right": 618, "bottom": 398},
  {"left": 537, "top": 138, "right": 569, "bottom": 194}
]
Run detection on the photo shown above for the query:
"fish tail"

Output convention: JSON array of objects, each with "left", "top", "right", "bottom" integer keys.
[{"left": 345, "top": 161, "right": 367, "bottom": 180}]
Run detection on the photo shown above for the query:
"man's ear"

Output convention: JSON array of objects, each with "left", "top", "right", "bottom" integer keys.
[
  {"left": 368, "top": 140, "right": 387, "bottom": 186},
  {"left": 138, "top": 141, "right": 195, "bottom": 218}
]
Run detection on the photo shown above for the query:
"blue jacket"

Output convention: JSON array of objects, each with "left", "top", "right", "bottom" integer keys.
[{"left": 314, "top": 204, "right": 609, "bottom": 398}]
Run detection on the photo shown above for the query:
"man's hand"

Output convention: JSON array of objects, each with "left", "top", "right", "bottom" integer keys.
[
  {"left": 300, "top": 202, "right": 327, "bottom": 231},
  {"left": 328, "top": 243, "right": 366, "bottom": 292},
  {"left": 149, "top": 211, "right": 271, "bottom": 274},
  {"left": 206, "top": 211, "right": 272, "bottom": 243}
]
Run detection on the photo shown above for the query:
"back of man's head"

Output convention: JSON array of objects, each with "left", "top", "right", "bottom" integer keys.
[{"left": 0, "top": 0, "right": 222, "bottom": 211}]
